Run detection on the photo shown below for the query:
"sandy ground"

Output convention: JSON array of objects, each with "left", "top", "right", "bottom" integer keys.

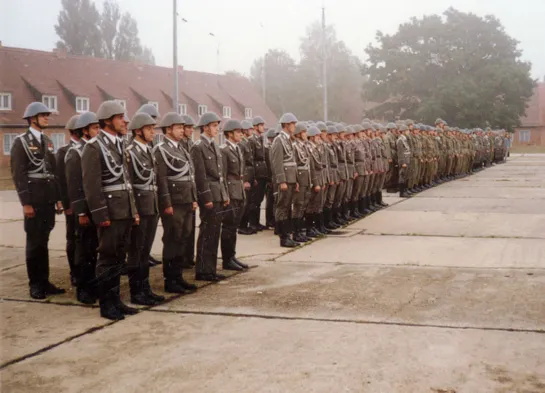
[{"left": 1, "top": 154, "right": 544, "bottom": 393}]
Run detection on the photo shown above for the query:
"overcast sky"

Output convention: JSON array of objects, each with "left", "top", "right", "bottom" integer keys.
[{"left": 1, "top": 0, "right": 544, "bottom": 79}]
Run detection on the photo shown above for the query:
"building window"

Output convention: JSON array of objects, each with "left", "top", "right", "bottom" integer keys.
[
  {"left": 178, "top": 104, "right": 187, "bottom": 115},
  {"left": 116, "top": 99, "right": 127, "bottom": 109},
  {"left": 198, "top": 105, "right": 207, "bottom": 116},
  {"left": 519, "top": 130, "right": 530, "bottom": 143},
  {"left": 51, "top": 133, "right": 66, "bottom": 153},
  {"left": 42, "top": 95, "right": 58, "bottom": 112},
  {"left": 76, "top": 97, "right": 90, "bottom": 113},
  {"left": 148, "top": 101, "right": 159, "bottom": 110},
  {"left": 245, "top": 108, "right": 252, "bottom": 119},
  {"left": 0, "top": 93, "right": 12, "bottom": 111},
  {"left": 3, "top": 133, "right": 19, "bottom": 155},
  {"left": 222, "top": 106, "right": 231, "bottom": 118}
]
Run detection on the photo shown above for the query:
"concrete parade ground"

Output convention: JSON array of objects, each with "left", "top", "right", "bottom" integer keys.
[{"left": 1, "top": 154, "right": 545, "bottom": 393}]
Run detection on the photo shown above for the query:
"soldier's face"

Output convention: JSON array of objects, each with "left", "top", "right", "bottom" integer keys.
[
  {"left": 231, "top": 129, "right": 243, "bottom": 143},
  {"left": 244, "top": 129, "right": 253, "bottom": 137},
  {"left": 206, "top": 122, "right": 219, "bottom": 138},
  {"left": 87, "top": 123, "right": 100, "bottom": 139},
  {"left": 300, "top": 131, "right": 307, "bottom": 141},
  {"left": 34, "top": 113, "right": 50, "bottom": 129},
  {"left": 256, "top": 124, "right": 265, "bottom": 134},
  {"left": 183, "top": 125, "right": 193, "bottom": 139},
  {"left": 320, "top": 131, "right": 327, "bottom": 141},
  {"left": 286, "top": 122, "right": 296, "bottom": 134},
  {"left": 169, "top": 124, "right": 184, "bottom": 141},
  {"left": 140, "top": 125, "right": 155, "bottom": 143},
  {"left": 110, "top": 114, "right": 125, "bottom": 135}
]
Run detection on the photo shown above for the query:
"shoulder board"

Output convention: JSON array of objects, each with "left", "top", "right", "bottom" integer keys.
[
  {"left": 14, "top": 133, "right": 25, "bottom": 140},
  {"left": 152, "top": 142, "right": 164, "bottom": 153},
  {"left": 194, "top": 140, "right": 202, "bottom": 145},
  {"left": 126, "top": 144, "right": 134, "bottom": 151},
  {"left": 220, "top": 144, "right": 227, "bottom": 149},
  {"left": 87, "top": 137, "right": 98, "bottom": 144}
]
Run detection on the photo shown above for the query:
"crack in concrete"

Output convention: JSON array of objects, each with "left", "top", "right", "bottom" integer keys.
[
  {"left": 0, "top": 263, "right": 26, "bottom": 273},
  {"left": 358, "top": 233, "right": 545, "bottom": 240}
]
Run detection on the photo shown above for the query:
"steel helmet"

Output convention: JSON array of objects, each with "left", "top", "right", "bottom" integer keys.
[
  {"left": 75, "top": 111, "right": 99, "bottom": 129},
  {"left": 137, "top": 103, "right": 160, "bottom": 118},
  {"left": 23, "top": 102, "right": 52, "bottom": 119},
  {"left": 223, "top": 119, "right": 243, "bottom": 132},
  {"left": 96, "top": 100, "right": 126, "bottom": 120},
  {"left": 65, "top": 115, "right": 80, "bottom": 131},
  {"left": 196, "top": 112, "right": 221, "bottom": 127},
  {"left": 252, "top": 116, "right": 266, "bottom": 126},
  {"left": 279, "top": 112, "right": 298, "bottom": 124},
  {"left": 128, "top": 112, "right": 156, "bottom": 131},
  {"left": 159, "top": 112, "right": 184, "bottom": 128}
]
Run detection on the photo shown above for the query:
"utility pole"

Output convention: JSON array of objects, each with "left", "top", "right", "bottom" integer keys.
[
  {"left": 322, "top": 5, "right": 328, "bottom": 121},
  {"left": 173, "top": 0, "right": 179, "bottom": 112},
  {"left": 260, "top": 23, "right": 266, "bottom": 102}
]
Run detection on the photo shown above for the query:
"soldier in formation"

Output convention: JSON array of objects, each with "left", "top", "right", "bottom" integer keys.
[{"left": 12, "top": 100, "right": 509, "bottom": 318}]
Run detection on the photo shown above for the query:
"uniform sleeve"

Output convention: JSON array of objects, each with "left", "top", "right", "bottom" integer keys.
[
  {"left": 65, "top": 150, "right": 88, "bottom": 215},
  {"left": 191, "top": 145, "right": 213, "bottom": 205},
  {"left": 154, "top": 147, "right": 172, "bottom": 211},
  {"left": 56, "top": 147, "right": 70, "bottom": 210},
  {"left": 270, "top": 139, "right": 286, "bottom": 185},
  {"left": 10, "top": 138, "right": 31, "bottom": 206},
  {"left": 82, "top": 143, "right": 109, "bottom": 223}
]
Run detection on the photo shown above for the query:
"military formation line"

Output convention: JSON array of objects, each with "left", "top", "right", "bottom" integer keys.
[{"left": 10, "top": 100, "right": 510, "bottom": 320}]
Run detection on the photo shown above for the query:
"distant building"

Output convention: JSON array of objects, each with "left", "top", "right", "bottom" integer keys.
[
  {"left": 513, "top": 82, "right": 545, "bottom": 146},
  {"left": 0, "top": 45, "right": 277, "bottom": 165}
]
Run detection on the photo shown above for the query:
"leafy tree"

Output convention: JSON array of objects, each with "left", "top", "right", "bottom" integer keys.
[
  {"left": 364, "top": 8, "right": 535, "bottom": 130},
  {"left": 55, "top": 0, "right": 102, "bottom": 57},
  {"left": 55, "top": 0, "right": 155, "bottom": 65},
  {"left": 250, "top": 49, "right": 299, "bottom": 116}
]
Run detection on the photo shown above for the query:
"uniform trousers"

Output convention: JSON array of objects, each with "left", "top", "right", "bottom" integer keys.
[
  {"left": 74, "top": 218, "right": 98, "bottom": 290},
  {"left": 24, "top": 204, "right": 56, "bottom": 286},
  {"left": 65, "top": 213, "right": 76, "bottom": 278},
  {"left": 196, "top": 202, "right": 224, "bottom": 275},
  {"left": 221, "top": 199, "right": 243, "bottom": 262},
  {"left": 161, "top": 204, "right": 193, "bottom": 278},
  {"left": 292, "top": 185, "right": 310, "bottom": 219},
  {"left": 274, "top": 184, "right": 296, "bottom": 222},
  {"left": 128, "top": 214, "right": 158, "bottom": 289}
]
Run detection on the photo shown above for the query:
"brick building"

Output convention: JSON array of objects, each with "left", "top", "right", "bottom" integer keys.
[
  {"left": 0, "top": 46, "right": 277, "bottom": 166},
  {"left": 513, "top": 82, "right": 545, "bottom": 146}
]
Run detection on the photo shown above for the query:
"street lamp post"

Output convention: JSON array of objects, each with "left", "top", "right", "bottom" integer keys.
[{"left": 173, "top": 0, "right": 178, "bottom": 112}]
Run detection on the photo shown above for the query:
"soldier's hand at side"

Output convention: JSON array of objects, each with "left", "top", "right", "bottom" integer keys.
[
  {"left": 280, "top": 182, "right": 288, "bottom": 191},
  {"left": 224, "top": 199, "right": 230, "bottom": 207},
  {"left": 78, "top": 215, "right": 90, "bottom": 226},
  {"left": 164, "top": 207, "right": 174, "bottom": 216},
  {"left": 65, "top": 208, "right": 73, "bottom": 216},
  {"left": 244, "top": 182, "right": 251, "bottom": 191},
  {"left": 23, "top": 205, "right": 35, "bottom": 218},
  {"left": 354, "top": 173, "right": 359, "bottom": 179},
  {"left": 99, "top": 220, "right": 111, "bottom": 227},
  {"left": 314, "top": 186, "right": 321, "bottom": 193},
  {"left": 253, "top": 180, "right": 258, "bottom": 186},
  {"left": 192, "top": 202, "right": 198, "bottom": 211},
  {"left": 133, "top": 214, "right": 140, "bottom": 226},
  {"left": 295, "top": 183, "right": 300, "bottom": 193},
  {"left": 401, "top": 163, "right": 407, "bottom": 168},
  {"left": 204, "top": 202, "right": 214, "bottom": 209},
  {"left": 329, "top": 181, "right": 334, "bottom": 186}
]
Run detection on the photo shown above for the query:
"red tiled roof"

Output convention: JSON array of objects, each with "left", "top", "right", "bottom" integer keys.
[
  {"left": 0, "top": 46, "right": 277, "bottom": 127},
  {"left": 520, "top": 82, "right": 545, "bottom": 127}
]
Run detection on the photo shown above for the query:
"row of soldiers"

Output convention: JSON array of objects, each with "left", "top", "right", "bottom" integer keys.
[{"left": 10, "top": 100, "right": 505, "bottom": 320}]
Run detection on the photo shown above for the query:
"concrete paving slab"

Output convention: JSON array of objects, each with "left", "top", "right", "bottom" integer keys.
[
  {"left": 0, "top": 252, "right": 241, "bottom": 305},
  {"left": 390, "top": 196, "right": 545, "bottom": 214},
  {"left": 350, "top": 210, "right": 545, "bottom": 238},
  {"left": 158, "top": 263, "right": 545, "bottom": 330},
  {"left": 2, "top": 312, "right": 544, "bottom": 393},
  {"left": 417, "top": 186, "right": 545, "bottom": 199},
  {"left": 0, "top": 301, "right": 110, "bottom": 366},
  {"left": 440, "top": 179, "right": 545, "bottom": 188},
  {"left": 276, "top": 235, "right": 545, "bottom": 269}
]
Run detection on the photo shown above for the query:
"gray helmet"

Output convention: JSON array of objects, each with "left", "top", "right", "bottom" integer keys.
[
  {"left": 326, "top": 126, "right": 338, "bottom": 134},
  {"left": 241, "top": 120, "right": 253, "bottom": 130},
  {"left": 159, "top": 112, "right": 184, "bottom": 128},
  {"left": 325, "top": 121, "right": 335, "bottom": 126},
  {"left": 65, "top": 115, "right": 80, "bottom": 131},
  {"left": 252, "top": 116, "right": 266, "bottom": 126},
  {"left": 435, "top": 118, "right": 444, "bottom": 125},
  {"left": 399, "top": 124, "right": 408, "bottom": 131},
  {"left": 335, "top": 124, "right": 346, "bottom": 133},
  {"left": 137, "top": 103, "right": 160, "bottom": 118},
  {"left": 353, "top": 124, "right": 364, "bottom": 133},
  {"left": 406, "top": 119, "right": 414, "bottom": 125},
  {"left": 181, "top": 115, "right": 196, "bottom": 126},
  {"left": 128, "top": 112, "right": 156, "bottom": 131},
  {"left": 265, "top": 128, "right": 277, "bottom": 138},
  {"left": 23, "top": 102, "right": 52, "bottom": 119},
  {"left": 96, "top": 100, "right": 126, "bottom": 120},
  {"left": 307, "top": 125, "right": 320, "bottom": 137},
  {"left": 361, "top": 122, "right": 371, "bottom": 130},
  {"left": 279, "top": 112, "right": 298, "bottom": 124},
  {"left": 294, "top": 122, "right": 308, "bottom": 135},
  {"left": 223, "top": 119, "right": 243, "bottom": 133},
  {"left": 315, "top": 121, "right": 327, "bottom": 131},
  {"left": 75, "top": 111, "right": 99, "bottom": 129},
  {"left": 123, "top": 113, "right": 130, "bottom": 123},
  {"left": 346, "top": 126, "right": 355, "bottom": 134},
  {"left": 386, "top": 122, "right": 397, "bottom": 130},
  {"left": 197, "top": 112, "right": 221, "bottom": 127}
]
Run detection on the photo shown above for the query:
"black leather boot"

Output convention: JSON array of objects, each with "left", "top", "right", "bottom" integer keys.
[{"left": 279, "top": 221, "right": 298, "bottom": 248}]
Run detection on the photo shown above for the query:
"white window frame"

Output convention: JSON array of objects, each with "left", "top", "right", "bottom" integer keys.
[
  {"left": 115, "top": 99, "right": 127, "bottom": 109},
  {"left": 50, "top": 133, "right": 66, "bottom": 153},
  {"left": 244, "top": 108, "right": 252, "bottom": 119},
  {"left": 42, "top": 95, "right": 58, "bottom": 112},
  {"left": 148, "top": 101, "right": 159, "bottom": 110},
  {"left": 178, "top": 104, "right": 187, "bottom": 115},
  {"left": 222, "top": 106, "right": 231, "bottom": 119},
  {"left": 75, "top": 96, "right": 90, "bottom": 113},
  {"left": 3, "top": 133, "right": 19, "bottom": 155},
  {"left": 0, "top": 93, "right": 12, "bottom": 111},
  {"left": 519, "top": 130, "right": 530, "bottom": 143},
  {"left": 198, "top": 104, "right": 207, "bottom": 116}
]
